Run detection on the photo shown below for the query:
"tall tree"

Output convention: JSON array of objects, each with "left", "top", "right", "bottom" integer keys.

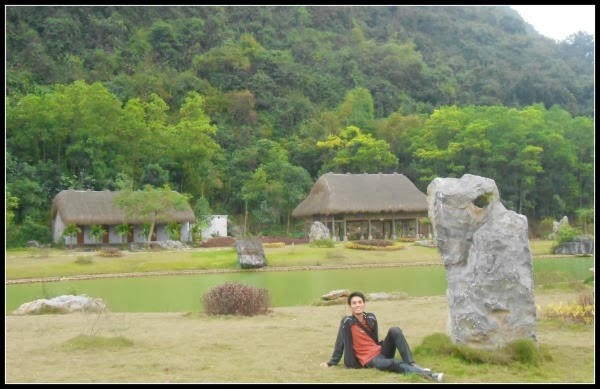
[
  {"left": 113, "top": 185, "right": 192, "bottom": 245},
  {"left": 317, "top": 126, "right": 399, "bottom": 175}
]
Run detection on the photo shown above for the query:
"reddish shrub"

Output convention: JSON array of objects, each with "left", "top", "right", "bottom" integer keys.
[
  {"left": 200, "top": 237, "right": 236, "bottom": 248},
  {"left": 354, "top": 239, "right": 394, "bottom": 247},
  {"left": 203, "top": 282, "right": 271, "bottom": 316}
]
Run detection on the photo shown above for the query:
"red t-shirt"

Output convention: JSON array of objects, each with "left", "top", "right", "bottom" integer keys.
[{"left": 350, "top": 320, "right": 381, "bottom": 366}]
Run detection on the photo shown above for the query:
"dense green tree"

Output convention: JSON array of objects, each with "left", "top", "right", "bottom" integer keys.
[
  {"left": 167, "top": 91, "right": 223, "bottom": 200},
  {"left": 4, "top": 6, "right": 594, "bottom": 246},
  {"left": 113, "top": 185, "right": 192, "bottom": 246},
  {"left": 240, "top": 139, "right": 312, "bottom": 234},
  {"left": 317, "top": 126, "right": 399, "bottom": 175},
  {"left": 191, "top": 196, "right": 213, "bottom": 242}
]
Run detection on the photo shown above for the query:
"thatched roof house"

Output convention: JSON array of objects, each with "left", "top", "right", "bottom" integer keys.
[
  {"left": 51, "top": 189, "right": 196, "bottom": 245},
  {"left": 292, "top": 172, "right": 429, "bottom": 240}
]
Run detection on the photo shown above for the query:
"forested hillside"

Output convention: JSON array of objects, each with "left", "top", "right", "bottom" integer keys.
[{"left": 5, "top": 6, "right": 594, "bottom": 246}]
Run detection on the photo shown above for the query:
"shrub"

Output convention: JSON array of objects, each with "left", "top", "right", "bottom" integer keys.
[
  {"left": 537, "top": 291, "right": 595, "bottom": 325},
  {"left": 203, "top": 282, "right": 271, "bottom": 316},
  {"left": 75, "top": 256, "right": 93, "bottom": 265},
  {"left": 201, "top": 236, "right": 236, "bottom": 248},
  {"left": 310, "top": 239, "right": 336, "bottom": 248},
  {"left": 415, "top": 333, "right": 548, "bottom": 366},
  {"left": 63, "top": 335, "right": 134, "bottom": 350},
  {"left": 262, "top": 242, "right": 285, "bottom": 248},
  {"left": 355, "top": 239, "right": 394, "bottom": 247},
  {"left": 97, "top": 247, "right": 123, "bottom": 257},
  {"left": 556, "top": 224, "right": 582, "bottom": 244},
  {"left": 345, "top": 240, "right": 405, "bottom": 251}
]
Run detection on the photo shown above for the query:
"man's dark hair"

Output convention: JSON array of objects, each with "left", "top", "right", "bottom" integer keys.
[{"left": 347, "top": 291, "right": 366, "bottom": 305}]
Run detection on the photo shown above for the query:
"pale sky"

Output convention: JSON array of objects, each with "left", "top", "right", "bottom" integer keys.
[{"left": 510, "top": 5, "right": 595, "bottom": 41}]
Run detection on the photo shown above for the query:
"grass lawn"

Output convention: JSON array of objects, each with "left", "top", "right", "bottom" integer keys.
[
  {"left": 5, "top": 286, "right": 594, "bottom": 383},
  {"left": 5, "top": 239, "right": 559, "bottom": 281},
  {"left": 5, "top": 239, "right": 594, "bottom": 383}
]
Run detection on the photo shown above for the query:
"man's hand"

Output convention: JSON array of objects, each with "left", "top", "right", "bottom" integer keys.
[{"left": 319, "top": 362, "right": 329, "bottom": 367}]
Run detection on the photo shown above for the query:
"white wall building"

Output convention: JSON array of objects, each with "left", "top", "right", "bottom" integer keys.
[{"left": 201, "top": 215, "right": 228, "bottom": 239}]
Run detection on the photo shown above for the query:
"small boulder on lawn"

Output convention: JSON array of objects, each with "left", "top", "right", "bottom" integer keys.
[{"left": 12, "top": 295, "right": 107, "bottom": 315}]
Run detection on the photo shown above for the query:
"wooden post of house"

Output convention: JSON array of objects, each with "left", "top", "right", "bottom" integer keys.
[{"left": 415, "top": 217, "right": 420, "bottom": 238}]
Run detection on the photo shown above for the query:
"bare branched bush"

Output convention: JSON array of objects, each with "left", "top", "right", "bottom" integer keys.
[
  {"left": 203, "top": 282, "right": 271, "bottom": 316},
  {"left": 575, "top": 291, "right": 595, "bottom": 308}
]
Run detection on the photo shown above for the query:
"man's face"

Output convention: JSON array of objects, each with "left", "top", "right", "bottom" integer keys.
[{"left": 350, "top": 296, "right": 365, "bottom": 316}]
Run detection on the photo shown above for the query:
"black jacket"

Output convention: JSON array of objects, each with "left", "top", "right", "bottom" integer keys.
[{"left": 326, "top": 312, "right": 379, "bottom": 368}]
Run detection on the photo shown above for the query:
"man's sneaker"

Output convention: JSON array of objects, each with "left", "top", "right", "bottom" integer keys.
[
  {"left": 432, "top": 373, "right": 444, "bottom": 383},
  {"left": 410, "top": 362, "right": 431, "bottom": 372}
]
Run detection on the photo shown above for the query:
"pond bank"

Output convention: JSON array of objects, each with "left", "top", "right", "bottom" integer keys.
[{"left": 5, "top": 254, "right": 571, "bottom": 285}]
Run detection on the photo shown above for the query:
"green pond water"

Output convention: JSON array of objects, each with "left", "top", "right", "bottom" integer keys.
[{"left": 5, "top": 257, "right": 594, "bottom": 313}]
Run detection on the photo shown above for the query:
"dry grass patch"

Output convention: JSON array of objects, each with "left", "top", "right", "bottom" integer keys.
[{"left": 5, "top": 288, "right": 594, "bottom": 384}]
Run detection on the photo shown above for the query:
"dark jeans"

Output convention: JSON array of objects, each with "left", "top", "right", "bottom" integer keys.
[{"left": 365, "top": 327, "right": 428, "bottom": 375}]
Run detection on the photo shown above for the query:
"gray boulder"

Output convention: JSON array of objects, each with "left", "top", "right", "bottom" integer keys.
[
  {"left": 236, "top": 240, "right": 268, "bottom": 269},
  {"left": 12, "top": 294, "right": 107, "bottom": 315},
  {"left": 309, "top": 221, "right": 330, "bottom": 242},
  {"left": 428, "top": 174, "right": 537, "bottom": 350},
  {"left": 554, "top": 236, "right": 594, "bottom": 255}
]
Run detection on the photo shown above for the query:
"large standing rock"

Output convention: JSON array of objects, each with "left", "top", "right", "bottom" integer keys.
[
  {"left": 309, "top": 221, "right": 330, "bottom": 242},
  {"left": 554, "top": 236, "right": 595, "bottom": 255},
  {"left": 427, "top": 174, "right": 537, "bottom": 350},
  {"left": 236, "top": 240, "right": 268, "bottom": 269},
  {"left": 550, "top": 216, "right": 569, "bottom": 239}
]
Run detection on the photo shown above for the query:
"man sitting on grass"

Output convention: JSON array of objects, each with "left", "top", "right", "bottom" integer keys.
[{"left": 319, "top": 291, "right": 444, "bottom": 383}]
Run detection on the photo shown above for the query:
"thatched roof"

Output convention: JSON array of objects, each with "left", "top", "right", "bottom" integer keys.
[
  {"left": 291, "top": 172, "right": 428, "bottom": 217},
  {"left": 51, "top": 189, "right": 196, "bottom": 225}
]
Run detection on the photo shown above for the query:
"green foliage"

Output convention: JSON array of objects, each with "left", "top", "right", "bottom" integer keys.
[
  {"left": 62, "top": 335, "right": 134, "bottom": 350},
  {"left": 75, "top": 256, "right": 93, "bottom": 264},
  {"left": 62, "top": 224, "right": 82, "bottom": 249},
  {"left": 166, "top": 221, "right": 181, "bottom": 240},
  {"left": 4, "top": 7, "right": 594, "bottom": 248},
  {"left": 538, "top": 217, "right": 555, "bottom": 238},
  {"left": 12, "top": 217, "right": 53, "bottom": 247},
  {"left": 88, "top": 224, "right": 106, "bottom": 243},
  {"left": 555, "top": 224, "right": 582, "bottom": 244},
  {"left": 203, "top": 282, "right": 271, "bottom": 316},
  {"left": 191, "top": 196, "right": 213, "bottom": 242},
  {"left": 345, "top": 240, "right": 405, "bottom": 251},
  {"left": 114, "top": 185, "right": 192, "bottom": 244},
  {"left": 414, "top": 333, "right": 548, "bottom": 367},
  {"left": 310, "top": 239, "right": 336, "bottom": 248},
  {"left": 115, "top": 223, "right": 133, "bottom": 243},
  {"left": 317, "top": 126, "right": 399, "bottom": 174},
  {"left": 141, "top": 223, "right": 152, "bottom": 241},
  {"left": 575, "top": 208, "right": 594, "bottom": 235},
  {"left": 5, "top": 189, "right": 19, "bottom": 229}
]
